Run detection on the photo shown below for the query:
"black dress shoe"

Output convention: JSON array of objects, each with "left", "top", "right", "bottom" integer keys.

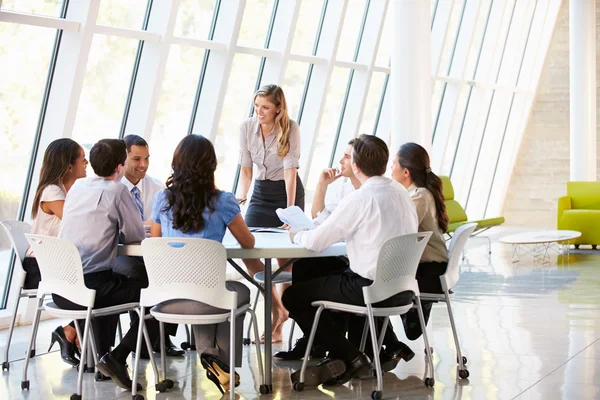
[
  {"left": 96, "top": 352, "right": 142, "bottom": 391},
  {"left": 274, "top": 336, "right": 327, "bottom": 361},
  {"left": 290, "top": 358, "right": 346, "bottom": 387},
  {"left": 154, "top": 337, "right": 184, "bottom": 357},
  {"left": 49, "top": 326, "right": 79, "bottom": 367},
  {"left": 326, "top": 353, "right": 373, "bottom": 386}
]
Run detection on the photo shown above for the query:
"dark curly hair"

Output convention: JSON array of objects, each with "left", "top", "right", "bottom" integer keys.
[{"left": 163, "top": 135, "right": 218, "bottom": 233}]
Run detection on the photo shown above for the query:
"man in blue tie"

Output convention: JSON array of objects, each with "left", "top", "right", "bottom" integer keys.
[{"left": 114, "top": 134, "right": 184, "bottom": 357}]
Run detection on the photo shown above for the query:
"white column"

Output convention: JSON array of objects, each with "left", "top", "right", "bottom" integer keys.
[
  {"left": 390, "top": 0, "right": 431, "bottom": 154},
  {"left": 569, "top": 0, "right": 596, "bottom": 181}
]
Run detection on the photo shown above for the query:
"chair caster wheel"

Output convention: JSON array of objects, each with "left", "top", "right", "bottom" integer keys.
[
  {"left": 371, "top": 390, "right": 382, "bottom": 400},
  {"left": 29, "top": 349, "right": 36, "bottom": 358},
  {"left": 21, "top": 380, "right": 30, "bottom": 390},
  {"left": 156, "top": 382, "right": 167, "bottom": 393},
  {"left": 458, "top": 369, "right": 469, "bottom": 379},
  {"left": 243, "top": 338, "right": 251, "bottom": 346},
  {"left": 425, "top": 377, "right": 435, "bottom": 387},
  {"left": 261, "top": 384, "right": 272, "bottom": 394},
  {"left": 164, "top": 379, "right": 174, "bottom": 389},
  {"left": 132, "top": 395, "right": 144, "bottom": 400},
  {"left": 457, "top": 356, "right": 467, "bottom": 365},
  {"left": 293, "top": 382, "right": 304, "bottom": 392},
  {"left": 2, "top": 361, "right": 9, "bottom": 371},
  {"left": 70, "top": 394, "right": 82, "bottom": 400},
  {"left": 180, "top": 341, "right": 191, "bottom": 350}
]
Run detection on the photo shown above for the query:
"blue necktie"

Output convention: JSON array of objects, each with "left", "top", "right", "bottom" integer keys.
[{"left": 131, "top": 186, "right": 144, "bottom": 221}]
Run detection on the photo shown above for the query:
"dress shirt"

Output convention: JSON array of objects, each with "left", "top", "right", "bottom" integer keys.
[
  {"left": 294, "top": 176, "right": 418, "bottom": 280},
  {"left": 59, "top": 176, "right": 145, "bottom": 275},
  {"left": 238, "top": 116, "right": 301, "bottom": 181},
  {"left": 313, "top": 180, "right": 356, "bottom": 226},
  {"left": 121, "top": 174, "right": 163, "bottom": 224},
  {"left": 25, "top": 184, "right": 66, "bottom": 258},
  {"left": 407, "top": 184, "right": 449, "bottom": 263}
]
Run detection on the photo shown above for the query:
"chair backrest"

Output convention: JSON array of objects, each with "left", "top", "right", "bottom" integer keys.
[
  {"left": 442, "top": 222, "right": 477, "bottom": 291},
  {"left": 363, "top": 232, "right": 432, "bottom": 305},
  {"left": 25, "top": 234, "right": 95, "bottom": 307},
  {"left": 566, "top": 181, "right": 600, "bottom": 210},
  {"left": 439, "top": 176, "right": 468, "bottom": 225},
  {"left": 140, "top": 238, "right": 237, "bottom": 310},
  {"left": 1, "top": 220, "right": 32, "bottom": 265}
]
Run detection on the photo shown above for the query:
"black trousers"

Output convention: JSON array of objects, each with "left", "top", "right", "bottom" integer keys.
[
  {"left": 112, "top": 256, "right": 178, "bottom": 339},
  {"left": 282, "top": 268, "right": 412, "bottom": 363},
  {"left": 52, "top": 270, "right": 160, "bottom": 357},
  {"left": 22, "top": 257, "right": 42, "bottom": 290}
]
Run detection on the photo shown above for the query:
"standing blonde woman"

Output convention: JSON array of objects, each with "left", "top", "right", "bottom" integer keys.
[{"left": 237, "top": 84, "right": 304, "bottom": 342}]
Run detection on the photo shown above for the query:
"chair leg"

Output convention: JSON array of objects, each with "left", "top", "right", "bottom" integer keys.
[
  {"left": 366, "top": 305, "right": 383, "bottom": 395},
  {"left": 75, "top": 308, "right": 94, "bottom": 397},
  {"left": 359, "top": 317, "right": 369, "bottom": 352},
  {"left": 377, "top": 317, "right": 389, "bottom": 352},
  {"left": 229, "top": 309, "right": 236, "bottom": 400},
  {"left": 116, "top": 315, "right": 123, "bottom": 342},
  {"left": 142, "top": 313, "right": 161, "bottom": 385},
  {"left": 288, "top": 320, "right": 296, "bottom": 351},
  {"left": 159, "top": 321, "right": 167, "bottom": 381},
  {"left": 299, "top": 305, "right": 325, "bottom": 385},
  {"left": 245, "top": 288, "right": 260, "bottom": 345},
  {"left": 444, "top": 291, "right": 468, "bottom": 376},
  {"left": 415, "top": 296, "right": 435, "bottom": 386},
  {"left": 132, "top": 307, "right": 146, "bottom": 398},
  {"left": 248, "top": 309, "right": 265, "bottom": 387},
  {"left": 20, "top": 297, "right": 43, "bottom": 389},
  {"left": 3, "top": 291, "right": 23, "bottom": 369}
]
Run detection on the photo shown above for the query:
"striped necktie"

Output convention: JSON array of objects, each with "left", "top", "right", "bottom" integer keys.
[{"left": 131, "top": 186, "right": 144, "bottom": 221}]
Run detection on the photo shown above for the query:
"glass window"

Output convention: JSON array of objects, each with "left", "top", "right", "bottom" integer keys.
[
  {"left": 97, "top": 0, "right": 149, "bottom": 30},
  {"left": 375, "top": 8, "right": 391, "bottom": 67},
  {"left": 358, "top": 72, "right": 386, "bottom": 136},
  {"left": 335, "top": 0, "right": 366, "bottom": 62},
  {"left": 290, "top": 0, "right": 323, "bottom": 56},
  {"left": 1, "top": 0, "right": 62, "bottom": 16},
  {"left": 215, "top": 54, "right": 261, "bottom": 189},
  {"left": 148, "top": 45, "right": 208, "bottom": 182},
  {"left": 304, "top": 67, "right": 351, "bottom": 197},
  {"left": 463, "top": 0, "right": 493, "bottom": 80},
  {"left": 282, "top": 61, "right": 310, "bottom": 121},
  {"left": 237, "top": 0, "right": 275, "bottom": 48},
  {"left": 439, "top": 85, "right": 470, "bottom": 175},
  {"left": 71, "top": 35, "right": 139, "bottom": 147},
  {"left": 437, "top": 0, "right": 465, "bottom": 76},
  {"left": 174, "top": 0, "right": 216, "bottom": 40},
  {"left": 0, "top": 22, "right": 56, "bottom": 302}
]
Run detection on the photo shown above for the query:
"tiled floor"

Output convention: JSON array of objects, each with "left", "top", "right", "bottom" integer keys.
[{"left": 1, "top": 229, "right": 599, "bottom": 399}]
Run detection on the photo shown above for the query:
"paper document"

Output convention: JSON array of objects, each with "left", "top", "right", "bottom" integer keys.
[{"left": 276, "top": 206, "right": 315, "bottom": 230}]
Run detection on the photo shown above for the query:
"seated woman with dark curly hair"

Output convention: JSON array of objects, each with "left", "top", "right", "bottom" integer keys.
[{"left": 149, "top": 134, "right": 255, "bottom": 394}]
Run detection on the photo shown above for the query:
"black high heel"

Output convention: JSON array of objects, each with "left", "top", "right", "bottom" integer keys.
[
  {"left": 200, "top": 354, "right": 240, "bottom": 393},
  {"left": 48, "top": 326, "right": 79, "bottom": 366}
]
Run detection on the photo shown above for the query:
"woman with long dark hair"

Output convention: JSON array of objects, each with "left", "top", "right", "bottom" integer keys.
[
  {"left": 23, "top": 138, "right": 88, "bottom": 366},
  {"left": 237, "top": 84, "right": 304, "bottom": 342},
  {"left": 382, "top": 142, "right": 450, "bottom": 368},
  {"left": 151, "top": 135, "right": 255, "bottom": 394}
]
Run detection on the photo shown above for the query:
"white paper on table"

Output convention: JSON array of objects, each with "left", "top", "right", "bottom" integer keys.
[{"left": 276, "top": 206, "right": 315, "bottom": 230}]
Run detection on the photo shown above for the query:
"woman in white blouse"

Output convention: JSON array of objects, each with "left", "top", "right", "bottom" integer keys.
[
  {"left": 237, "top": 84, "right": 304, "bottom": 342},
  {"left": 23, "top": 138, "right": 88, "bottom": 366}
]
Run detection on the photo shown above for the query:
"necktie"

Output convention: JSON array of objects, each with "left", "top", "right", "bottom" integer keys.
[{"left": 131, "top": 186, "right": 144, "bottom": 221}]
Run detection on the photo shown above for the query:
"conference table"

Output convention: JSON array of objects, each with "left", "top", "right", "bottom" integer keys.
[{"left": 118, "top": 231, "right": 347, "bottom": 392}]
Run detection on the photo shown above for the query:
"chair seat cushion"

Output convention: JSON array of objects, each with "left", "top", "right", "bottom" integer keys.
[
  {"left": 44, "top": 302, "right": 139, "bottom": 319},
  {"left": 311, "top": 300, "right": 413, "bottom": 317},
  {"left": 447, "top": 217, "right": 504, "bottom": 233},
  {"left": 150, "top": 303, "right": 250, "bottom": 325},
  {"left": 254, "top": 271, "right": 293, "bottom": 284}
]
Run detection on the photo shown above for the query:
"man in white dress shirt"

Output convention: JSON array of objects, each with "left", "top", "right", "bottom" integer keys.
[
  {"left": 113, "top": 134, "right": 183, "bottom": 357},
  {"left": 282, "top": 134, "right": 418, "bottom": 387}
]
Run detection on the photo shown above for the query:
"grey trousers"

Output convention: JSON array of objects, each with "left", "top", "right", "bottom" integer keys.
[{"left": 154, "top": 281, "right": 250, "bottom": 367}]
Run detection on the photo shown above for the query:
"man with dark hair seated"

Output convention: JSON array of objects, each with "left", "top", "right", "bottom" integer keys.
[
  {"left": 56, "top": 138, "right": 160, "bottom": 391},
  {"left": 283, "top": 134, "right": 418, "bottom": 387}
]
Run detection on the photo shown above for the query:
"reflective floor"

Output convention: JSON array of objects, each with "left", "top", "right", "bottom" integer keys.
[{"left": 1, "top": 228, "right": 599, "bottom": 399}]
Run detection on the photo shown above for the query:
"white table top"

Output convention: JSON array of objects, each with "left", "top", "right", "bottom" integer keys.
[
  {"left": 499, "top": 230, "right": 581, "bottom": 245},
  {"left": 118, "top": 231, "right": 347, "bottom": 259}
]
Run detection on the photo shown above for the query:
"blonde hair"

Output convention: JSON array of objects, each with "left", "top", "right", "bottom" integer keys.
[{"left": 254, "top": 84, "right": 291, "bottom": 158}]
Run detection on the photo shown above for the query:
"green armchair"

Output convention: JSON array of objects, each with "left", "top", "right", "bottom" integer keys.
[
  {"left": 440, "top": 176, "right": 505, "bottom": 252},
  {"left": 557, "top": 182, "right": 600, "bottom": 247}
]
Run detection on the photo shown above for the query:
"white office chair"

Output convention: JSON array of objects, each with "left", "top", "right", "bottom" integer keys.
[
  {"left": 1, "top": 220, "right": 34, "bottom": 371},
  {"left": 244, "top": 271, "right": 296, "bottom": 348},
  {"left": 23, "top": 235, "right": 146, "bottom": 399},
  {"left": 421, "top": 222, "right": 477, "bottom": 379},
  {"left": 133, "top": 238, "right": 265, "bottom": 400},
  {"left": 294, "top": 232, "right": 435, "bottom": 400}
]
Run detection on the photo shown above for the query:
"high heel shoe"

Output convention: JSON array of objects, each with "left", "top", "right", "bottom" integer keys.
[
  {"left": 200, "top": 354, "right": 240, "bottom": 393},
  {"left": 48, "top": 326, "right": 79, "bottom": 366}
]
